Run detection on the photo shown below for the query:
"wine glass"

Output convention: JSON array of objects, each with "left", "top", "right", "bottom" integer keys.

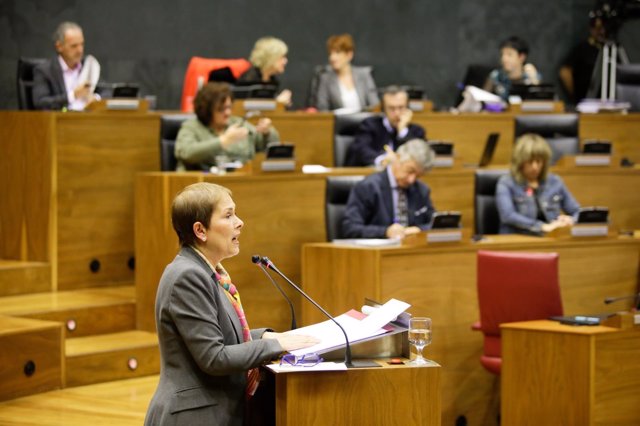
[{"left": 408, "top": 317, "right": 432, "bottom": 366}]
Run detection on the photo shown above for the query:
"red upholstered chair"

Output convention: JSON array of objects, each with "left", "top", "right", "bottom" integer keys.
[
  {"left": 180, "top": 57, "right": 251, "bottom": 112},
  {"left": 475, "top": 250, "right": 563, "bottom": 375}
]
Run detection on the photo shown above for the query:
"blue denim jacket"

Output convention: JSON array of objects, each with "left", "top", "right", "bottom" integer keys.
[{"left": 496, "top": 173, "right": 580, "bottom": 235}]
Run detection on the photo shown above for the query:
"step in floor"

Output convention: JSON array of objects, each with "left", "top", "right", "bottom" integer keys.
[
  {"left": 0, "top": 315, "right": 63, "bottom": 401},
  {"left": 0, "top": 259, "right": 51, "bottom": 297},
  {"left": 0, "top": 285, "right": 136, "bottom": 337},
  {"left": 65, "top": 330, "right": 159, "bottom": 387}
]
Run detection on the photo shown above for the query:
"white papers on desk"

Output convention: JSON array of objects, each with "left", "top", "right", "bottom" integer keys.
[
  {"left": 265, "top": 362, "right": 348, "bottom": 373},
  {"left": 302, "top": 164, "right": 331, "bottom": 174},
  {"left": 465, "top": 85, "right": 503, "bottom": 103},
  {"left": 286, "top": 298, "right": 410, "bottom": 357},
  {"left": 332, "top": 238, "right": 401, "bottom": 247}
]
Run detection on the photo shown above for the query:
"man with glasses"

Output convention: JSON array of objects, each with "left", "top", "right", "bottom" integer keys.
[
  {"left": 342, "top": 139, "right": 436, "bottom": 239},
  {"left": 345, "top": 86, "right": 426, "bottom": 167}
]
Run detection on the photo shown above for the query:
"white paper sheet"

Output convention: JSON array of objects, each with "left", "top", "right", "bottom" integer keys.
[
  {"left": 265, "top": 362, "right": 348, "bottom": 373},
  {"left": 286, "top": 298, "right": 410, "bottom": 357}
]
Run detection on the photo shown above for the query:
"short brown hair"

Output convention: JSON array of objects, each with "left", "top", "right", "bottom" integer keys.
[
  {"left": 171, "top": 182, "right": 231, "bottom": 247},
  {"left": 326, "top": 34, "right": 354, "bottom": 53},
  {"left": 194, "top": 82, "right": 232, "bottom": 127},
  {"left": 511, "top": 133, "right": 552, "bottom": 183}
]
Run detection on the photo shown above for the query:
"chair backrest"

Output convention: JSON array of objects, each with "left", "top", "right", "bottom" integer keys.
[
  {"left": 616, "top": 64, "right": 640, "bottom": 112},
  {"left": 325, "top": 175, "right": 365, "bottom": 241},
  {"left": 306, "top": 64, "right": 329, "bottom": 108},
  {"left": 17, "top": 57, "right": 47, "bottom": 110},
  {"left": 180, "top": 57, "right": 251, "bottom": 112},
  {"left": 514, "top": 114, "right": 579, "bottom": 165},
  {"left": 477, "top": 250, "right": 563, "bottom": 338},
  {"left": 333, "top": 112, "right": 376, "bottom": 167},
  {"left": 474, "top": 169, "right": 509, "bottom": 236},
  {"left": 476, "top": 250, "right": 563, "bottom": 374},
  {"left": 160, "top": 114, "right": 195, "bottom": 171}
]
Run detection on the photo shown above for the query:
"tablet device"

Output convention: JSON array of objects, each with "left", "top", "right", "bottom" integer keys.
[
  {"left": 430, "top": 211, "right": 462, "bottom": 229},
  {"left": 576, "top": 206, "right": 609, "bottom": 224},
  {"left": 549, "top": 315, "right": 602, "bottom": 326},
  {"left": 582, "top": 139, "right": 612, "bottom": 154},
  {"left": 428, "top": 141, "right": 454, "bottom": 156},
  {"left": 233, "top": 84, "right": 278, "bottom": 99},
  {"left": 266, "top": 143, "right": 295, "bottom": 159},
  {"left": 112, "top": 83, "right": 140, "bottom": 98},
  {"left": 510, "top": 83, "right": 555, "bottom": 100}
]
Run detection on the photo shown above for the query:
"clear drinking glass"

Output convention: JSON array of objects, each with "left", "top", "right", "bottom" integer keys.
[{"left": 408, "top": 317, "right": 432, "bottom": 366}]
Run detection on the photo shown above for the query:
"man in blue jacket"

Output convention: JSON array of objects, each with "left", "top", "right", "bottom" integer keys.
[
  {"left": 342, "top": 139, "right": 436, "bottom": 239},
  {"left": 346, "top": 86, "right": 426, "bottom": 166}
]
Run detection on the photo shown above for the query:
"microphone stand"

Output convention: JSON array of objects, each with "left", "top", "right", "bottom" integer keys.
[
  {"left": 261, "top": 256, "right": 377, "bottom": 368},
  {"left": 251, "top": 255, "right": 297, "bottom": 330},
  {"left": 604, "top": 292, "right": 640, "bottom": 310}
]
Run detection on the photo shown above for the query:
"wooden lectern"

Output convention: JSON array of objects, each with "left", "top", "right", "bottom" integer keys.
[{"left": 259, "top": 359, "right": 441, "bottom": 425}]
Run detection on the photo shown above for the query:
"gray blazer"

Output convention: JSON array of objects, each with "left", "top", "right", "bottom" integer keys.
[
  {"left": 315, "top": 65, "right": 379, "bottom": 111},
  {"left": 32, "top": 56, "right": 69, "bottom": 110},
  {"left": 144, "top": 246, "right": 282, "bottom": 426}
]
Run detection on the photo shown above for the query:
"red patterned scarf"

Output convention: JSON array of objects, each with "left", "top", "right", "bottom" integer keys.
[{"left": 191, "top": 248, "right": 260, "bottom": 397}]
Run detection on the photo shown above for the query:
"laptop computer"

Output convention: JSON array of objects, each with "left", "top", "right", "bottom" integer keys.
[{"left": 477, "top": 132, "right": 500, "bottom": 167}]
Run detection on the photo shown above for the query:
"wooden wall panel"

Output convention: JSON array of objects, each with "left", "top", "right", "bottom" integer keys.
[
  {"left": 0, "top": 112, "right": 52, "bottom": 263},
  {"left": 55, "top": 114, "right": 159, "bottom": 289}
]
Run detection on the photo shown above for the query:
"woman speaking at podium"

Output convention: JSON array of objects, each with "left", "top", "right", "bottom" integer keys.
[
  {"left": 145, "top": 182, "right": 317, "bottom": 425},
  {"left": 496, "top": 134, "right": 580, "bottom": 235}
]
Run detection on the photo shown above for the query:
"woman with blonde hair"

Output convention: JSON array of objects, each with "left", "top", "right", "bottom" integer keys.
[
  {"left": 237, "top": 36, "right": 292, "bottom": 105},
  {"left": 496, "top": 133, "right": 580, "bottom": 235}
]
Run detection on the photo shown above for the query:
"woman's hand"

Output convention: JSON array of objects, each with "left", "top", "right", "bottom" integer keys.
[
  {"left": 263, "top": 331, "right": 319, "bottom": 351},
  {"left": 276, "top": 89, "right": 292, "bottom": 106},
  {"left": 523, "top": 63, "right": 540, "bottom": 85},
  {"left": 556, "top": 214, "right": 575, "bottom": 226},
  {"left": 541, "top": 217, "right": 573, "bottom": 233},
  {"left": 255, "top": 118, "right": 273, "bottom": 135},
  {"left": 220, "top": 123, "right": 249, "bottom": 148}
]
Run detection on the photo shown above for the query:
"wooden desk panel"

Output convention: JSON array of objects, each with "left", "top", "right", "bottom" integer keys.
[
  {"left": 0, "top": 111, "right": 160, "bottom": 291},
  {"left": 56, "top": 114, "right": 159, "bottom": 289},
  {"left": 413, "top": 112, "right": 515, "bottom": 165},
  {"left": 580, "top": 114, "right": 640, "bottom": 163},
  {"left": 263, "top": 112, "right": 334, "bottom": 166},
  {"left": 301, "top": 237, "right": 640, "bottom": 425},
  {"left": 553, "top": 166, "right": 640, "bottom": 232},
  {"left": 502, "top": 320, "right": 640, "bottom": 425},
  {"left": 0, "top": 112, "right": 52, "bottom": 263},
  {"left": 273, "top": 361, "right": 441, "bottom": 425}
]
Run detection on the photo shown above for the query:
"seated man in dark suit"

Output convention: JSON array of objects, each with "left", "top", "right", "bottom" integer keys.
[
  {"left": 32, "top": 22, "right": 100, "bottom": 110},
  {"left": 342, "top": 139, "right": 436, "bottom": 238},
  {"left": 345, "top": 86, "right": 426, "bottom": 167}
]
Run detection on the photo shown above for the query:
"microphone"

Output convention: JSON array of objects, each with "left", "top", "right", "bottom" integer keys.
[
  {"left": 604, "top": 292, "right": 640, "bottom": 308},
  {"left": 258, "top": 255, "right": 367, "bottom": 368},
  {"left": 251, "top": 255, "right": 297, "bottom": 330}
]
